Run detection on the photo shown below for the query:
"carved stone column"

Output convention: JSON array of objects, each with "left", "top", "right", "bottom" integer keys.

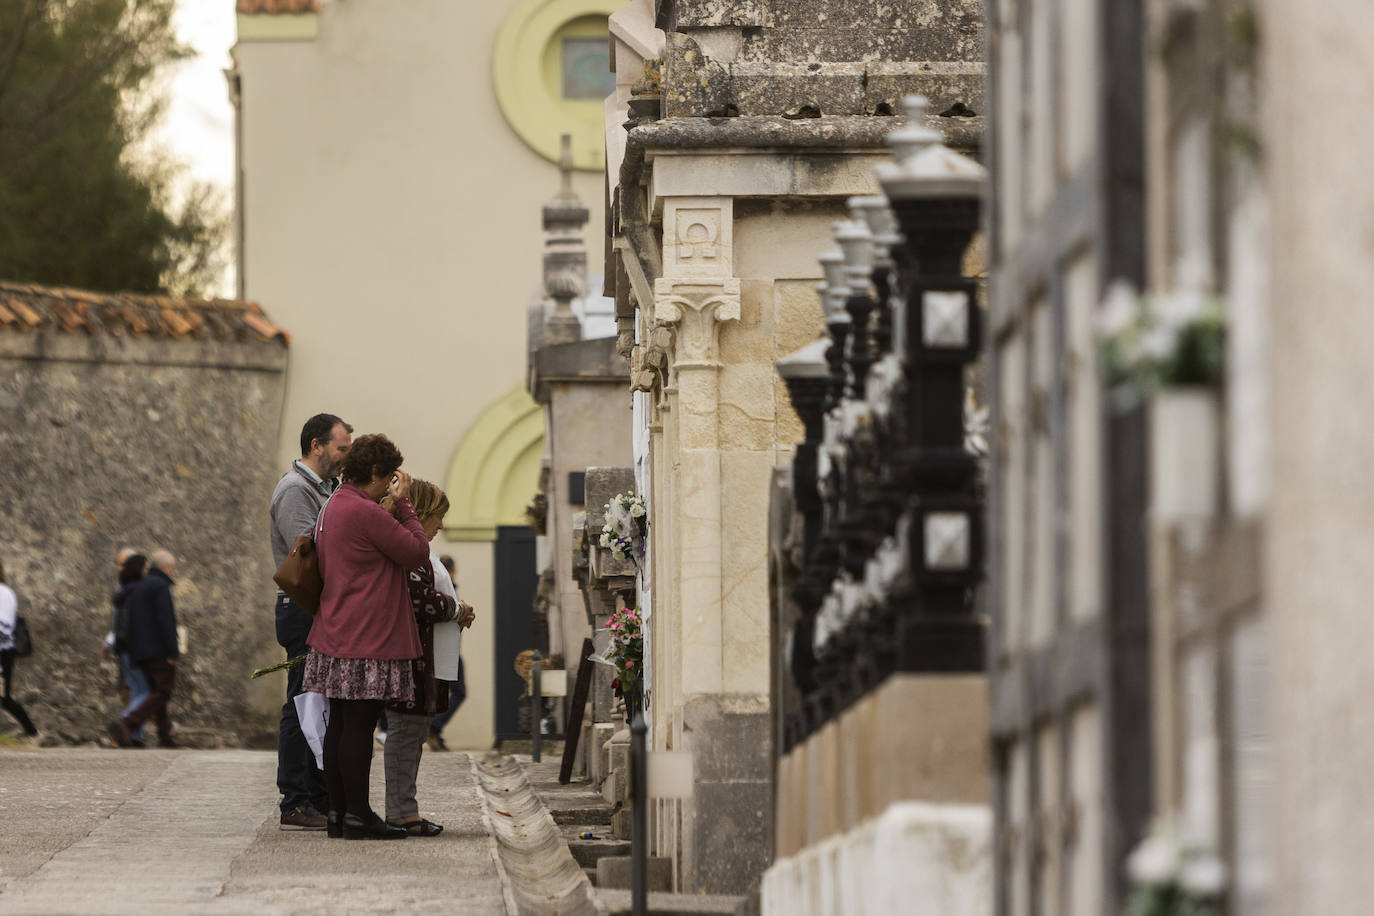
[
  {"left": 654, "top": 275, "right": 740, "bottom": 695},
  {"left": 654, "top": 196, "right": 739, "bottom": 698}
]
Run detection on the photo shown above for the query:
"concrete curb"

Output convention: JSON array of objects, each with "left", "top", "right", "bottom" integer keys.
[
  {"left": 473, "top": 752, "right": 604, "bottom": 916},
  {"left": 470, "top": 754, "right": 524, "bottom": 916}
]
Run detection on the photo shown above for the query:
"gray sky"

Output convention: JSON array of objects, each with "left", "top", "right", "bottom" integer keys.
[{"left": 146, "top": 1, "right": 237, "bottom": 295}]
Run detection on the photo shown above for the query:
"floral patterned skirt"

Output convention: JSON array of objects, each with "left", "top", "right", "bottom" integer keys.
[{"left": 302, "top": 649, "right": 416, "bottom": 702}]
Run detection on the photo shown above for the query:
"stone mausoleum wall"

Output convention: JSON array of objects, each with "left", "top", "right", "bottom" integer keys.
[{"left": 0, "top": 283, "right": 288, "bottom": 747}]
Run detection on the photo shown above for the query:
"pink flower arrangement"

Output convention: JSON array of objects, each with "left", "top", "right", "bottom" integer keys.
[{"left": 606, "top": 606, "right": 644, "bottom": 706}]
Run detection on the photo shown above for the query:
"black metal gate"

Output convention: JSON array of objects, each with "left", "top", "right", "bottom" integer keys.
[{"left": 493, "top": 524, "right": 537, "bottom": 741}]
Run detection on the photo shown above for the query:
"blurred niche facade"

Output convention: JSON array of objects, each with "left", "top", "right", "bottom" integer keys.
[
  {"left": 602, "top": 0, "right": 985, "bottom": 900},
  {"left": 987, "top": 0, "right": 1374, "bottom": 912},
  {"left": 229, "top": 0, "right": 616, "bottom": 749}
]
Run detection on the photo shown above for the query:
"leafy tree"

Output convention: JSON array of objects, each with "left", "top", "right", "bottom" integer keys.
[{"left": 0, "top": 0, "right": 227, "bottom": 296}]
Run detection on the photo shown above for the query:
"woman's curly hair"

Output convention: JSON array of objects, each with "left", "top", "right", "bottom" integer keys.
[{"left": 340, "top": 433, "right": 404, "bottom": 485}]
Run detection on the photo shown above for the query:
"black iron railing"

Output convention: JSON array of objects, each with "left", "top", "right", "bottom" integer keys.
[{"left": 777, "top": 97, "right": 987, "bottom": 751}]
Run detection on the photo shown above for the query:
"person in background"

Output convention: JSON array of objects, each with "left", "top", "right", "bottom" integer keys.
[
  {"left": 304, "top": 434, "right": 426, "bottom": 840},
  {"left": 379, "top": 480, "right": 463, "bottom": 835},
  {"left": 0, "top": 559, "right": 38, "bottom": 738},
  {"left": 107, "top": 550, "right": 180, "bottom": 749},
  {"left": 269, "top": 412, "right": 352, "bottom": 831},
  {"left": 109, "top": 552, "right": 148, "bottom": 746},
  {"left": 427, "top": 554, "right": 473, "bottom": 751}
]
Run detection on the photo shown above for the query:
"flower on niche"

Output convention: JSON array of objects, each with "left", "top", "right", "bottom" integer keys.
[
  {"left": 1180, "top": 855, "right": 1227, "bottom": 898},
  {"left": 630, "top": 503, "right": 646, "bottom": 518},
  {"left": 626, "top": 660, "right": 635, "bottom": 668}
]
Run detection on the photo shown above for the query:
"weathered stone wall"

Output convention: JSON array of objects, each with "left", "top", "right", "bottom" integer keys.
[{"left": 0, "top": 331, "right": 288, "bottom": 746}]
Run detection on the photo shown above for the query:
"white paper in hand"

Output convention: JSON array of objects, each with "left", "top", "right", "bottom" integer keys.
[{"left": 293, "top": 691, "right": 329, "bottom": 770}]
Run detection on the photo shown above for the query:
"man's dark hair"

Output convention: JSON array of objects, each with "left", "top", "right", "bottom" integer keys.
[
  {"left": 299, "top": 413, "right": 352, "bottom": 456},
  {"left": 340, "top": 434, "right": 404, "bottom": 485}
]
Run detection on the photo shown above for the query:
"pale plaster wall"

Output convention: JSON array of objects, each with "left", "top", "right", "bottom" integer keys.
[
  {"left": 1263, "top": 0, "right": 1374, "bottom": 911},
  {"left": 237, "top": 0, "right": 605, "bottom": 749}
]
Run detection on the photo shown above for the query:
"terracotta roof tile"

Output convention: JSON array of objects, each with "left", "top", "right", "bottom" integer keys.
[
  {"left": 0, "top": 281, "right": 288, "bottom": 345},
  {"left": 9, "top": 298, "right": 42, "bottom": 327},
  {"left": 236, "top": 0, "right": 319, "bottom": 13}
]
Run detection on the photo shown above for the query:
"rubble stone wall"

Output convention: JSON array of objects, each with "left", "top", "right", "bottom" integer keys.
[{"left": 0, "top": 331, "right": 288, "bottom": 746}]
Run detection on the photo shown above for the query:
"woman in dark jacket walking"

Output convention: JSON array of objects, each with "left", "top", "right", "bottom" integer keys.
[
  {"left": 110, "top": 553, "right": 148, "bottom": 745},
  {"left": 302, "top": 434, "right": 428, "bottom": 840}
]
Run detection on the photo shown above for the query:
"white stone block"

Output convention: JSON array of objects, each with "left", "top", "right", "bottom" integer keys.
[
  {"left": 762, "top": 802, "right": 992, "bottom": 916},
  {"left": 1149, "top": 388, "right": 1221, "bottom": 522}
]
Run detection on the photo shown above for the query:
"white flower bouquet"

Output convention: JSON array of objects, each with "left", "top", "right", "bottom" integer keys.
[
  {"left": 1125, "top": 820, "right": 1226, "bottom": 916},
  {"left": 598, "top": 492, "right": 647, "bottom": 564},
  {"left": 1099, "top": 281, "right": 1225, "bottom": 395}
]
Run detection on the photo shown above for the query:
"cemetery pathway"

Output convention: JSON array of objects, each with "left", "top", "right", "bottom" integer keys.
[{"left": 0, "top": 747, "right": 513, "bottom": 914}]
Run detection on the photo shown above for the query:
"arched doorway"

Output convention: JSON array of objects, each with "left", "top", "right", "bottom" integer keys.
[{"left": 444, "top": 387, "right": 544, "bottom": 743}]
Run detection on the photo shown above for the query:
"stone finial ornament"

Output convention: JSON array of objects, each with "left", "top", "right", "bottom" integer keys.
[
  {"left": 817, "top": 250, "right": 850, "bottom": 322},
  {"left": 877, "top": 95, "right": 987, "bottom": 201},
  {"left": 542, "top": 133, "right": 589, "bottom": 344}
]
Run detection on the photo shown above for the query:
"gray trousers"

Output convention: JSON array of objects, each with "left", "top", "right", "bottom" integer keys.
[{"left": 383, "top": 711, "right": 429, "bottom": 820}]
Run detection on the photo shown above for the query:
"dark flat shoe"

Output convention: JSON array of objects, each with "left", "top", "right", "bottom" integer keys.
[
  {"left": 342, "top": 812, "right": 407, "bottom": 840},
  {"left": 107, "top": 720, "right": 132, "bottom": 748},
  {"left": 391, "top": 818, "right": 443, "bottom": 837}
]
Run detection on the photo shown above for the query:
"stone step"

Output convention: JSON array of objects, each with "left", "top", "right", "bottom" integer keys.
[
  {"left": 584, "top": 866, "right": 598, "bottom": 887},
  {"left": 550, "top": 805, "right": 614, "bottom": 826},
  {"left": 569, "top": 838, "right": 632, "bottom": 869},
  {"left": 596, "top": 855, "right": 672, "bottom": 892},
  {"left": 595, "top": 888, "right": 745, "bottom": 916}
]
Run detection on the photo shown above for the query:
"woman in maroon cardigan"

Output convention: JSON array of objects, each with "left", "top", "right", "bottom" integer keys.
[{"left": 303, "top": 433, "right": 428, "bottom": 840}]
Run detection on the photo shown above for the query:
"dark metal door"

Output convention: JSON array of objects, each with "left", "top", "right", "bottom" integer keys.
[{"left": 493, "top": 525, "right": 537, "bottom": 740}]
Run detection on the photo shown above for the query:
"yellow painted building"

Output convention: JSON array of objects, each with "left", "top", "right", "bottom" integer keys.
[{"left": 232, "top": 0, "right": 613, "bottom": 747}]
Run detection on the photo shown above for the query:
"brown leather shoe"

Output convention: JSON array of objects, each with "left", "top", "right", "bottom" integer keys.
[{"left": 280, "top": 805, "right": 328, "bottom": 831}]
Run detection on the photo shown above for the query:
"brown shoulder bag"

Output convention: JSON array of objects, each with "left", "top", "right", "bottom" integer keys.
[
  {"left": 272, "top": 491, "right": 335, "bottom": 615},
  {"left": 273, "top": 534, "right": 323, "bottom": 614}
]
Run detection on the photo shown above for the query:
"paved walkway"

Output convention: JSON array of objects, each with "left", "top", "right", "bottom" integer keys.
[{"left": 0, "top": 748, "right": 512, "bottom": 914}]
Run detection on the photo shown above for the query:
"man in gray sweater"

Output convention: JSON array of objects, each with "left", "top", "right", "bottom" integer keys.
[{"left": 269, "top": 412, "right": 351, "bottom": 830}]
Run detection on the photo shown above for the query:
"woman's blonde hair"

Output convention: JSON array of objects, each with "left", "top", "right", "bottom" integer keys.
[{"left": 382, "top": 478, "right": 449, "bottom": 524}]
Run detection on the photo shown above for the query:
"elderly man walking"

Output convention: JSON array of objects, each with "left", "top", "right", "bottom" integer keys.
[
  {"left": 270, "top": 413, "right": 351, "bottom": 830},
  {"left": 107, "top": 550, "right": 181, "bottom": 749}
]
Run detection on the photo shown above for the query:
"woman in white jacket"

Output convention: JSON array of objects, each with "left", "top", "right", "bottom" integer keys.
[{"left": 0, "top": 560, "right": 38, "bottom": 737}]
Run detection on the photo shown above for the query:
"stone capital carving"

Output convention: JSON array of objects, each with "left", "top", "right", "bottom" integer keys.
[{"left": 653, "top": 277, "right": 741, "bottom": 368}]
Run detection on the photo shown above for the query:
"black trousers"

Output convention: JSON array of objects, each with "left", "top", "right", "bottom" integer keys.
[
  {"left": 1, "top": 649, "right": 37, "bottom": 735},
  {"left": 275, "top": 596, "right": 329, "bottom": 813},
  {"left": 323, "top": 697, "right": 385, "bottom": 818}
]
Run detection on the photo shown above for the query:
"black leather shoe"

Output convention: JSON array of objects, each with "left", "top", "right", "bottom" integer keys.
[
  {"left": 327, "top": 810, "right": 343, "bottom": 839},
  {"left": 342, "top": 811, "right": 407, "bottom": 840}
]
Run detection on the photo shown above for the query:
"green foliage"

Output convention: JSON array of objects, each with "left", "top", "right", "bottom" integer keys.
[
  {"left": 1128, "top": 886, "right": 1222, "bottom": 916},
  {"left": 0, "top": 0, "right": 227, "bottom": 295}
]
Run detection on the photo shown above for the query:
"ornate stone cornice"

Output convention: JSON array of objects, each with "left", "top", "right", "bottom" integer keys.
[{"left": 653, "top": 277, "right": 741, "bottom": 368}]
